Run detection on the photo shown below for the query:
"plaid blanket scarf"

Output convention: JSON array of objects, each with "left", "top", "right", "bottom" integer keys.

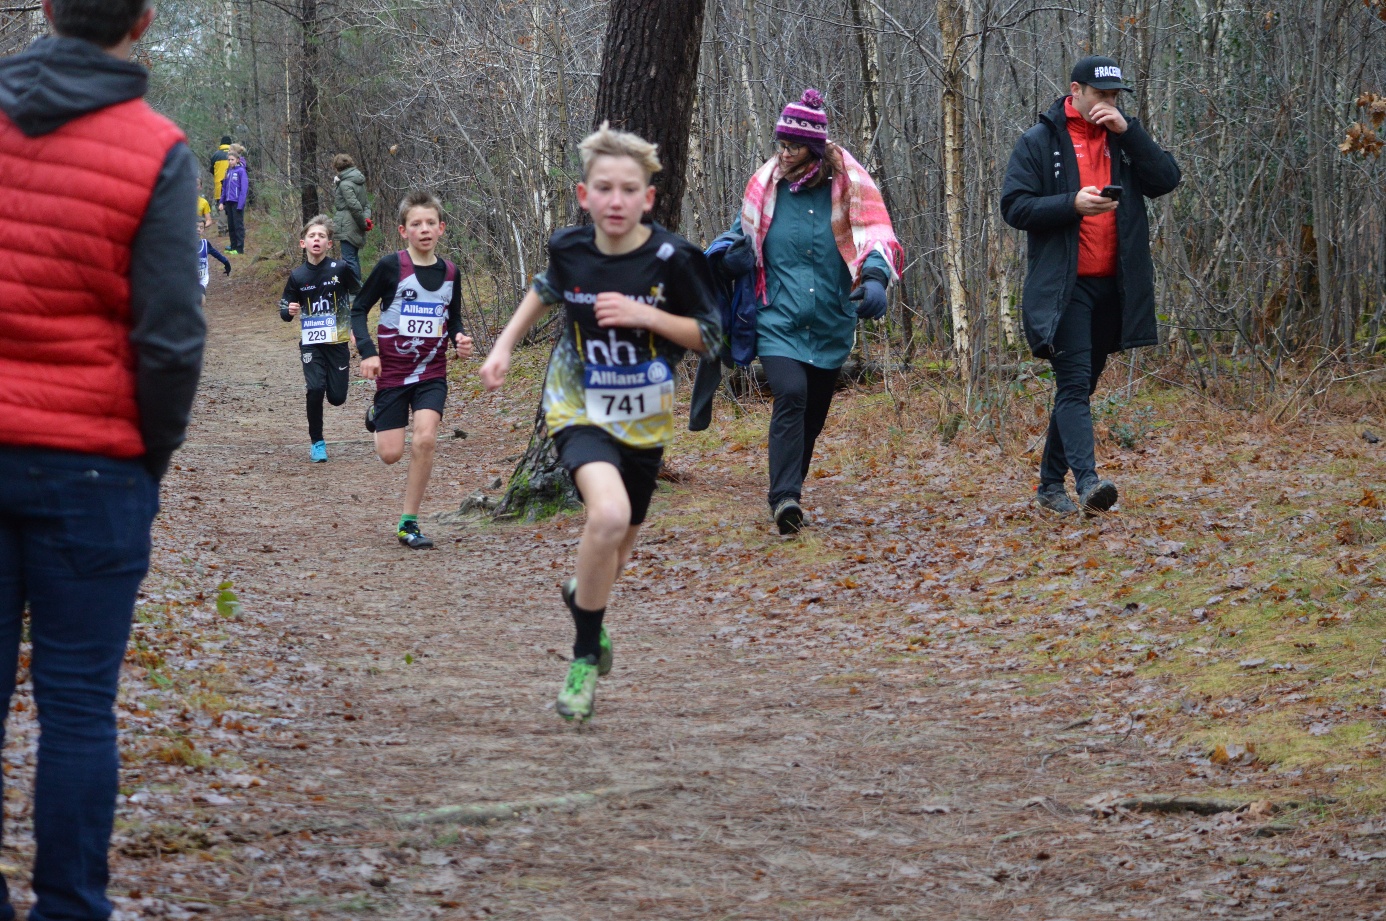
[{"left": 739, "top": 144, "right": 904, "bottom": 302}]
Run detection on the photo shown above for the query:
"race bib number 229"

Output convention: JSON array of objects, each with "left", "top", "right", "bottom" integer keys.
[{"left": 301, "top": 315, "right": 335, "bottom": 344}]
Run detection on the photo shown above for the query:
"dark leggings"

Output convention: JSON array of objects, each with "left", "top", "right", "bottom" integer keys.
[
  {"left": 760, "top": 355, "right": 840, "bottom": 508},
  {"left": 306, "top": 387, "right": 347, "bottom": 443},
  {"left": 226, "top": 205, "right": 245, "bottom": 251}
]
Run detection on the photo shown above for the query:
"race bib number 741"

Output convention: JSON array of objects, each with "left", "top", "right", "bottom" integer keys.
[
  {"left": 584, "top": 359, "right": 674, "bottom": 424},
  {"left": 398, "top": 301, "right": 445, "bottom": 338}
]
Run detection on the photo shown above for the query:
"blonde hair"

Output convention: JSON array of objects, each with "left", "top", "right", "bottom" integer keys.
[
  {"left": 302, "top": 214, "right": 333, "bottom": 239},
  {"left": 229, "top": 143, "right": 247, "bottom": 158},
  {"left": 579, "top": 121, "right": 662, "bottom": 181},
  {"left": 397, "top": 190, "right": 444, "bottom": 226}
]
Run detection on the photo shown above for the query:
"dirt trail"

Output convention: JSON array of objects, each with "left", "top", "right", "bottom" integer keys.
[{"left": 34, "top": 262, "right": 1379, "bottom": 920}]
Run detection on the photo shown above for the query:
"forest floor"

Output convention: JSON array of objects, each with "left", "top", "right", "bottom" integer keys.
[{"left": 2, "top": 234, "right": 1385, "bottom": 920}]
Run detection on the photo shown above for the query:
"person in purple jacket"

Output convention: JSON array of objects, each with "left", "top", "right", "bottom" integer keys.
[{"left": 218, "top": 150, "right": 248, "bottom": 253}]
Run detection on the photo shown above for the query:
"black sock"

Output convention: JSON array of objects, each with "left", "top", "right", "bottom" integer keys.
[
  {"left": 568, "top": 599, "right": 606, "bottom": 662},
  {"left": 306, "top": 389, "right": 325, "bottom": 442}
]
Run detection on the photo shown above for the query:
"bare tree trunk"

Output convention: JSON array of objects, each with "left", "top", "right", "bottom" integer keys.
[
  {"left": 547, "top": 0, "right": 573, "bottom": 229},
  {"left": 938, "top": 0, "right": 973, "bottom": 385},
  {"left": 741, "top": 0, "right": 764, "bottom": 148},
  {"left": 592, "top": 0, "right": 708, "bottom": 232},
  {"left": 222, "top": 0, "right": 236, "bottom": 128},
  {"left": 298, "top": 0, "right": 321, "bottom": 222}
]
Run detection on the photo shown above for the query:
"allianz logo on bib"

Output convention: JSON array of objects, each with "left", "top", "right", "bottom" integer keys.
[
  {"left": 587, "top": 367, "right": 651, "bottom": 387},
  {"left": 1094, "top": 65, "right": 1122, "bottom": 79}
]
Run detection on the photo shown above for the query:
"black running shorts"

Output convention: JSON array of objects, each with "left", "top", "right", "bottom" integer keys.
[
  {"left": 372, "top": 378, "right": 447, "bottom": 433},
  {"left": 301, "top": 342, "right": 350, "bottom": 405},
  {"left": 554, "top": 425, "right": 664, "bottom": 526}
]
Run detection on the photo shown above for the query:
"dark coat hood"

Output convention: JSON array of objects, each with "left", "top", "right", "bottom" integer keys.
[{"left": 0, "top": 36, "right": 147, "bottom": 138}]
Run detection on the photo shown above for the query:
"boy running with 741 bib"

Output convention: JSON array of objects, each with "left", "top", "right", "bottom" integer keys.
[
  {"left": 479, "top": 124, "right": 720, "bottom": 723},
  {"left": 280, "top": 215, "right": 359, "bottom": 462},
  {"left": 353, "top": 191, "right": 473, "bottom": 549}
]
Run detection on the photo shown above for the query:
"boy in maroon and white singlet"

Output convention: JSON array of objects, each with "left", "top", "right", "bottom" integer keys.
[{"left": 351, "top": 190, "right": 473, "bottom": 549}]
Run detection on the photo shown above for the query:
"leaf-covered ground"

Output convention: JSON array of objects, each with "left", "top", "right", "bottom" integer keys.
[{"left": 2, "top": 245, "right": 1384, "bottom": 919}]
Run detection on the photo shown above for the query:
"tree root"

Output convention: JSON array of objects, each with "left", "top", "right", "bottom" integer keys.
[
  {"left": 1113, "top": 794, "right": 1270, "bottom": 815},
  {"left": 389, "top": 782, "right": 667, "bottom": 828},
  {"left": 1093, "top": 793, "right": 1328, "bottom": 816}
]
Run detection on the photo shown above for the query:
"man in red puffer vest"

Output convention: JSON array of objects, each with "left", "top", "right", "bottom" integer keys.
[{"left": 0, "top": 2, "right": 204, "bottom": 919}]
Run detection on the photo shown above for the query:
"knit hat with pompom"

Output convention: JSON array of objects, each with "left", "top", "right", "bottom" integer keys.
[{"left": 776, "top": 88, "right": 829, "bottom": 158}]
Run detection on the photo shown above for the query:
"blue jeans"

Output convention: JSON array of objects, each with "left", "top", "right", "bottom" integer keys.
[
  {"left": 0, "top": 448, "right": 159, "bottom": 921},
  {"left": 340, "top": 241, "right": 362, "bottom": 287},
  {"left": 1040, "top": 276, "right": 1121, "bottom": 492}
]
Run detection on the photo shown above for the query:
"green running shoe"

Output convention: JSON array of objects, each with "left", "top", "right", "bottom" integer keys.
[
  {"left": 556, "top": 655, "right": 598, "bottom": 723},
  {"left": 397, "top": 520, "right": 434, "bottom": 549},
  {"left": 597, "top": 626, "right": 613, "bottom": 677},
  {"left": 562, "top": 578, "right": 613, "bottom": 675}
]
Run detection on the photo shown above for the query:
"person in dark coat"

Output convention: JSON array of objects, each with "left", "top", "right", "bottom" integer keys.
[{"left": 1001, "top": 55, "right": 1180, "bottom": 515}]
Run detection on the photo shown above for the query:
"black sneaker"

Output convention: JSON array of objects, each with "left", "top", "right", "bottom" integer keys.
[
  {"left": 773, "top": 498, "right": 804, "bottom": 535},
  {"left": 1079, "top": 479, "right": 1119, "bottom": 514},
  {"left": 364, "top": 404, "right": 378, "bottom": 433},
  {"left": 1036, "top": 484, "right": 1078, "bottom": 515},
  {"left": 397, "top": 520, "right": 434, "bottom": 549}
]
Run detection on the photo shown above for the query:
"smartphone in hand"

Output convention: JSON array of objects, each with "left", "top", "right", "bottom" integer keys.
[{"left": 1100, "top": 184, "right": 1123, "bottom": 201}]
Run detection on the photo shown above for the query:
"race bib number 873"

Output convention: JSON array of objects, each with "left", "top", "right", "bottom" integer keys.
[
  {"left": 398, "top": 301, "right": 445, "bottom": 338},
  {"left": 584, "top": 359, "right": 674, "bottom": 424}
]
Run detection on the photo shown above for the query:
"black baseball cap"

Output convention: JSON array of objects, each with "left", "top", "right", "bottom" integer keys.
[{"left": 1070, "top": 55, "right": 1134, "bottom": 91}]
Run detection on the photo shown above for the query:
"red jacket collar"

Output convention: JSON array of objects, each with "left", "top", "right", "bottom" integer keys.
[{"left": 1064, "top": 97, "right": 1108, "bottom": 141}]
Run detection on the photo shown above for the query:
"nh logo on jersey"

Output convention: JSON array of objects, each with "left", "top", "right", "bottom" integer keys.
[
  {"left": 585, "top": 329, "right": 639, "bottom": 366},
  {"left": 1093, "top": 65, "right": 1122, "bottom": 79}
]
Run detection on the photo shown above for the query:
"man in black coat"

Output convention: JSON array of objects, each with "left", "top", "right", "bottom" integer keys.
[{"left": 1001, "top": 55, "right": 1180, "bottom": 515}]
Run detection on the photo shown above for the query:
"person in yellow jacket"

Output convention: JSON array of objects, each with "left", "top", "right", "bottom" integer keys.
[{"left": 209, "top": 134, "right": 231, "bottom": 232}]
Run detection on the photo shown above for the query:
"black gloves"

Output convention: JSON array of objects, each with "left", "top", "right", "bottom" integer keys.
[
  {"left": 720, "top": 235, "right": 756, "bottom": 279},
  {"left": 852, "top": 278, "right": 888, "bottom": 320},
  {"left": 223, "top": 262, "right": 232, "bottom": 276}
]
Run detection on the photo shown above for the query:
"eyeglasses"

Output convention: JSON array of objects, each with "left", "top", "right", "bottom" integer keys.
[{"left": 776, "top": 141, "right": 806, "bottom": 154}]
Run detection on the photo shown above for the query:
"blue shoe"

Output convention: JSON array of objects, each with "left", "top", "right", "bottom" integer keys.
[{"left": 310, "top": 441, "right": 328, "bottom": 463}]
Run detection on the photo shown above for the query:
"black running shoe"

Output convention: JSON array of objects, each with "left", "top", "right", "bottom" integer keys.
[
  {"left": 397, "top": 520, "right": 434, "bottom": 549},
  {"left": 365, "top": 404, "right": 377, "bottom": 433},
  {"left": 1079, "top": 479, "right": 1119, "bottom": 514},
  {"left": 1036, "top": 484, "right": 1078, "bottom": 515},
  {"left": 773, "top": 498, "right": 804, "bottom": 535}
]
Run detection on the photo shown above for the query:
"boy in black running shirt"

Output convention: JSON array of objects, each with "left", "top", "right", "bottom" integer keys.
[
  {"left": 479, "top": 124, "right": 720, "bottom": 723},
  {"left": 280, "top": 215, "right": 359, "bottom": 463}
]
